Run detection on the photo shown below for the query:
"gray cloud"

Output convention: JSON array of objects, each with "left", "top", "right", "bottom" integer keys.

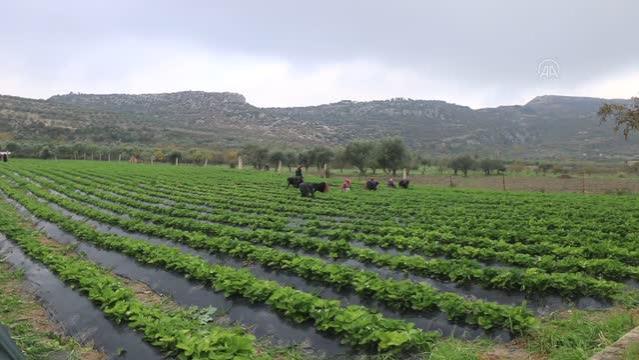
[{"left": 1, "top": 0, "right": 638, "bottom": 107}]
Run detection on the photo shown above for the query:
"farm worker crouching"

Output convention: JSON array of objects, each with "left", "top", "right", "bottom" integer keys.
[
  {"left": 366, "top": 178, "right": 379, "bottom": 191},
  {"left": 295, "top": 165, "right": 303, "bottom": 179},
  {"left": 387, "top": 178, "right": 397, "bottom": 188},
  {"left": 341, "top": 178, "right": 352, "bottom": 192}
]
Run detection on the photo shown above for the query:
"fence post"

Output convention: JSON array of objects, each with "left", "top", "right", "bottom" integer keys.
[
  {"left": 277, "top": 160, "right": 282, "bottom": 173},
  {"left": 237, "top": 156, "right": 243, "bottom": 170},
  {"left": 175, "top": 157, "right": 179, "bottom": 166},
  {"left": 449, "top": 175, "right": 453, "bottom": 187},
  {"left": 502, "top": 173, "right": 506, "bottom": 191},
  {"left": 582, "top": 172, "right": 585, "bottom": 194},
  {"left": 402, "top": 168, "right": 407, "bottom": 180}
]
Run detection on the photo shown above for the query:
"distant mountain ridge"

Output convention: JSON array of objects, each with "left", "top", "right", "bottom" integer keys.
[{"left": 0, "top": 91, "right": 636, "bottom": 159}]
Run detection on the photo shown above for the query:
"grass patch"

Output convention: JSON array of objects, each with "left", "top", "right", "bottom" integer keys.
[
  {"left": 525, "top": 309, "right": 637, "bottom": 360},
  {"left": 0, "top": 262, "right": 102, "bottom": 360},
  {"left": 623, "top": 342, "right": 639, "bottom": 360},
  {"left": 428, "top": 338, "right": 493, "bottom": 360}
]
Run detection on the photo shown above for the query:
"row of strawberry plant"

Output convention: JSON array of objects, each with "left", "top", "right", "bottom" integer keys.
[
  {"left": 51, "top": 168, "right": 639, "bottom": 262},
  {"left": 14, "top": 169, "right": 629, "bottom": 304},
  {"left": 102, "top": 166, "right": 639, "bottom": 241},
  {"left": 0, "top": 176, "right": 438, "bottom": 354},
  {"left": 79, "top": 168, "right": 639, "bottom": 252},
  {"left": 3, "top": 169, "right": 541, "bottom": 333},
  {"left": 33, "top": 167, "right": 639, "bottom": 273},
  {"left": 0, "top": 198, "right": 265, "bottom": 360}
]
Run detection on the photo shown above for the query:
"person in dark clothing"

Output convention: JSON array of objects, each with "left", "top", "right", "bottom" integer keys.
[
  {"left": 366, "top": 178, "right": 379, "bottom": 191},
  {"left": 299, "top": 182, "right": 328, "bottom": 197},
  {"left": 2, "top": 154, "right": 7, "bottom": 162},
  {"left": 294, "top": 165, "right": 303, "bottom": 178},
  {"left": 287, "top": 176, "right": 304, "bottom": 188}
]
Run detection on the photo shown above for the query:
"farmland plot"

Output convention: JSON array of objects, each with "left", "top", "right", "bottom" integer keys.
[{"left": 0, "top": 159, "right": 638, "bottom": 359}]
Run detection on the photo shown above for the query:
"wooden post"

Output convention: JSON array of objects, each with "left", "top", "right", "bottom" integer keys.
[
  {"left": 582, "top": 172, "right": 585, "bottom": 194},
  {"left": 175, "top": 157, "right": 179, "bottom": 166},
  {"left": 502, "top": 173, "right": 506, "bottom": 191},
  {"left": 238, "top": 156, "right": 243, "bottom": 170},
  {"left": 118, "top": 153, "right": 122, "bottom": 161},
  {"left": 322, "top": 163, "right": 328, "bottom": 178},
  {"left": 107, "top": 153, "right": 111, "bottom": 161},
  {"left": 98, "top": 153, "right": 102, "bottom": 161},
  {"left": 449, "top": 175, "right": 453, "bottom": 187},
  {"left": 402, "top": 168, "right": 407, "bottom": 180},
  {"left": 277, "top": 160, "right": 282, "bottom": 173},
  {"left": 151, "top": 157, "right": 154, "bottom": 165},
  {"left": 83, "top": 153, "right": 86, "bottom": 160},
  {"left": 204, "top": 158, "right": 208, "bottom": 167}
]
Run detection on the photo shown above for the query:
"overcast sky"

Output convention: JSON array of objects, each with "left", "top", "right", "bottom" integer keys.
[{"left": 1, "top": 0, "right": 638, "bottom": 108}]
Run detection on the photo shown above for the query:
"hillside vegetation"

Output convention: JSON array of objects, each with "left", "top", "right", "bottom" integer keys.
[{"left": 1, "top": 91, "right": 637, "bottom": 158}]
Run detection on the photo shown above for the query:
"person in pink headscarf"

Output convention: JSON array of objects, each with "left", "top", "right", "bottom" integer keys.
[{"left": 341, "top": 178, "right": 352, "bottom": 192}]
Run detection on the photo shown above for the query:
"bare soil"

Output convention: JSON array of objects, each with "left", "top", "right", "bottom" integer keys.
[{"left": 342, "top": 173, "right": 639, "bottom": 194}]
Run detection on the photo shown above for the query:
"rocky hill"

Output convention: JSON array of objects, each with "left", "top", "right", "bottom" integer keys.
[{"left": 1, "top": 91, "right": 637, "bottom": 159}]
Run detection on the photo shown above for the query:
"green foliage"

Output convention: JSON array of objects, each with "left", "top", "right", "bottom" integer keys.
[
  {"left": 375, "top": 137, "right": 409, "bottom": 175},
  {"left": 0, "top": 200, "right": 262, "bottom": 360},
  {"left": 343, "top": 140, "right": 375, "bottom": 174},
  {"left": 241, "top": 144, "right": 270, "bottom": 169},
  {"left": 0, "top": 168, "right": 438, "bottom": 354},
  {"left": 599, "top": 97, "right": 639, "bottom": 139},
  {"left": 478, "top": 159, "right": 505, "bottom": 175},
  {"left": 449, "top": 155, "right": 475, "bottom": 176},
  {"left": 3, "top": 160, "right": 639, "bottom": 359},
  {"left": 526, "top": 309, "right": 637, "bottom": 359}
]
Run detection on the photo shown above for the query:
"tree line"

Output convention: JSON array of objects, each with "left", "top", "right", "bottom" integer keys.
[
  {"left": 1, "top": 139, "right": 518, "bottom": 177},
  {"left": 240, "top": 138, "right": 512, "bottom": 177},
  {"left": 0, "top": 142, "right": 239, "bottom": 165},
  {"left": 240, "top": 138, "right": 411, "bottom": 175}
]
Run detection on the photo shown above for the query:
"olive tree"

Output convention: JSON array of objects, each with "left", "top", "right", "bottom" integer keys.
[
  {"left": 449, "top": 155, "right": 475, "bottom": 176},
  {"left": 343, "top": 140, "right": 375, "bottom": 174},
  {"left": 375, "top": 137, "right": 409, "bottom": 176},
  {"left": 599, "top": 97, "right": 639, "bottom": 139}
]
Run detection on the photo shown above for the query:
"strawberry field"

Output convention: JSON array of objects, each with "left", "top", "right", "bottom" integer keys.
[{"left": 0, "top": 159, "right": 638, "bottom": 359}]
